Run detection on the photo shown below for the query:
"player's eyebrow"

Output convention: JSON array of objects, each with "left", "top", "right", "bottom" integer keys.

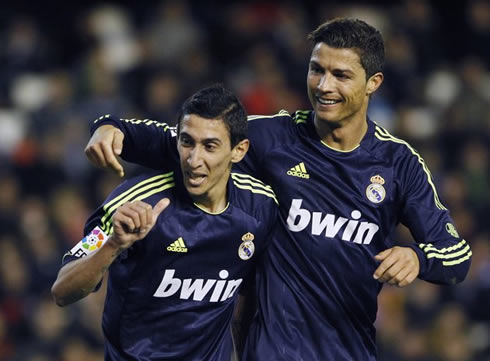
[
  {"left": 180, "top": 131, "right": 222, "bottom": 144},
  {"left": 309, "top": 60, "right": 322, "bottom": 68},
  {"left": 309, "top": 59, "right": 355, "bottom": 75},
  {"left": 202, "top": 137, "right": 222, "bottom": 145}
]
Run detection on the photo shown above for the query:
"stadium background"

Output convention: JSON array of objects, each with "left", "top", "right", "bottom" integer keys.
[{"left": 0, "top": 0, "right": 489, "bottom": 360}]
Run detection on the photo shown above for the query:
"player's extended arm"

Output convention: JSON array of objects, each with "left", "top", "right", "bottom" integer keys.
[
  {"left": 51, "top": 198, "right": 169, "bottom": 306},
  {"left": 85, "top": 115, "right": 176, "bottom": 176},
  {"left": 373, "top": 247, "right": 420, "bottom": 287}
]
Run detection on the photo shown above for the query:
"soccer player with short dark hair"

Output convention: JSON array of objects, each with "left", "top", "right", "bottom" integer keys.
[
  {"left": 83, "top": 18, "right": 471, "bottom": 360},
  {"left": 52, "top": 84, "right": 278, "bottom": 360}
]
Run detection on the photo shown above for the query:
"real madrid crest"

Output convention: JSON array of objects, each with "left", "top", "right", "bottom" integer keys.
[
  {"left": 238, "top": 232, "right": 255, "bottom": 260},
  {"left": 366, "top": 175, "right": 386, "bottom": 204}
]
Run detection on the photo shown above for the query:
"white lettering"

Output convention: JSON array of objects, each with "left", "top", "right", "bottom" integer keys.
[
  {"left": 220, "top": 279, "right": 243, "bottom": 301},
  {"left": 312, "top": 212, "right": 347, "bottom": 237},
  {"left": 210, "top": 270, "right": 229, "bottom": 302},
  {"left": 153, "top": 269, "right": 242, "bottom": 302},
  {"left": 287, "top": 199, "right": 311, "bottom": 231},
  {"left": 153, "top": 269, "right": 181, "bottom": 297},
  {"left": 354, "top": 223, "right": 379, "bottom": 245},
  {"left": 181, "top": 279, "right": 216, "bottom": 301},
  {"left": 342, "top": 210, "right": 362, "bottom": 241},
  {"left": 287, "top": 199, "right": 380, "bottom": 244}
]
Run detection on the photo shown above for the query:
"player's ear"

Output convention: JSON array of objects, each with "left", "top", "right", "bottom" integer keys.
[
  {"left": 366, "top": 72, "right": 384, "bottom": 95},
  {"left": 231, "top": 139, "right": 249, "bottom": 163}
]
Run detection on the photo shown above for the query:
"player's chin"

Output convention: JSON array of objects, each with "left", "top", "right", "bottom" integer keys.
[
  {"left": 314, "top": 104, "right": 335, "bottom": 118},
  {"left": 184, "top": 181, "right": 207, "bottom": 197},
  {"left": 315, "top": 112, "right": 340, "bottom": 125}
]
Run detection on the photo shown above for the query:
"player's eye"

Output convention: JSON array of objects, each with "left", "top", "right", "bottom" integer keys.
[
  {"left": 179, "top": 136, "right": 193, "bottom": 147},
  {"left": 333, "top": 71, "right": 349, "bottom": 79},
  {"left": 205, "top": 143, "right": 217, "bottom": 151},
  {"left": 309, "top": 64, "right": 323, "bottom": 74}
]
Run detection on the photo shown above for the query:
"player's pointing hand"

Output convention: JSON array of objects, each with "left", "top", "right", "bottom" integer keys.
[
  {"left": 373, "top": 246, "right": 420, "bottom": 287},
  {"left": 109, "top": 198, "right": 170, "bottom": 250},
  {"left": 85, "top": 124, "right": 125, "bottom": 177}
]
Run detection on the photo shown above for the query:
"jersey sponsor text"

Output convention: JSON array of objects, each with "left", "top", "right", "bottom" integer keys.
[
  {"left": 153, "top": 269, "right": 242, "bottom": 302},
  {"left": 287, "top": 199, "right": 379, "bottom": 244}
]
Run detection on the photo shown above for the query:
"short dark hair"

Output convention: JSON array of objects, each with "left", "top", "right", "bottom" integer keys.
[
  {"left": 177, "top": 84, "right": 248, "bottom": 148},
  {"left": 307, "top": 18, "right": 384, "bottom": 78}
]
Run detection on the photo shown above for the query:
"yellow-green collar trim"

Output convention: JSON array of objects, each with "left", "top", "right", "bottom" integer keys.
[
  {"left": 193, "top": 201, "right": 230, "bottom": 215},
  {"left": 320, "top": 140, "right": 360, "bottom": 153}
]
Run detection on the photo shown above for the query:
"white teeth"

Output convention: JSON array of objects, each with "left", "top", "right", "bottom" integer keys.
[
  {"left": 317, "top": 98, "right": 339, "bottom": 105},
  {"left": 187, "top": 173, "right": 206, "bottom": 187},
  {"left": 190, "top": 174, "right": 204, "bottom": 180}
]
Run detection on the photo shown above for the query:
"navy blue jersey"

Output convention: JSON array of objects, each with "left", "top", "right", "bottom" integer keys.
[
  {"left": 91, "top": 112, "right": 471, "bottom": 360},
  {"left": 62, "top": 159, "right": 278, "bottom": 360}
]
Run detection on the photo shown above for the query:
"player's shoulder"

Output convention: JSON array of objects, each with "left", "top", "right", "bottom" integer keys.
[
  {"left": 106, "top": 170, "right": 177, "bottom": 206},
  {"left": 248, "top": 109, "right": 311, "bottom": 125},
  {"left": 119, "top": 116, "right": 177, "bottom": 134},
  {"left": 89, "top": 170, "right": 177, "bottom": 236},
  {"left": 248, "top": 109, "right": 311, "bottom": 130},
  {"left": 371, "top": 122, "right": 421, "bottom": 161},
  {"left": 230, "top": 172, "right": 278, "bottom": 207},
  {"left": 93, "top": 114, "right": 177, "bottom": 135},
  {"left": 247, "top": 109, "right": 312, "bottom": 146}
]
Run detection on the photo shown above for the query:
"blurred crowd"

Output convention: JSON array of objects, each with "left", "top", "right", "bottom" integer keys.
[{"left": 0, "top": 0, "right": 489, "bottom": 360}]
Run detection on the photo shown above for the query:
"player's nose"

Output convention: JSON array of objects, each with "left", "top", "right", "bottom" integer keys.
[
  {"left": 187, "top": 147, "right": 204, "bottom": 168},
  {"left": 317, "top": 73, "right": 334, "bottom": 92}
]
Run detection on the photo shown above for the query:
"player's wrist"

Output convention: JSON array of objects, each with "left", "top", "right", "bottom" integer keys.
[{"left": 104, "top": 235, "right": 130, "bottom": 254}]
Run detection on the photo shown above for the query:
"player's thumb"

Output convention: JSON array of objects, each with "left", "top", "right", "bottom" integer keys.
[
  {"left": 113, "top": 129, "right": 124, "bottom": 155},
  {"left": 152, "top": 198, "right": 170, "bottom": 221},
  {"left": 374, "top": 248, "right": 392, "bottom": 261}
]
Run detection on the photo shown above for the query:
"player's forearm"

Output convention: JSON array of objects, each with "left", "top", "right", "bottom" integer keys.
[
  {"left": 90, "top": 115, "right": 168, "bottom": 169},
  {"left": 51, "top": 240, "right": 122, "bottom": 306}
]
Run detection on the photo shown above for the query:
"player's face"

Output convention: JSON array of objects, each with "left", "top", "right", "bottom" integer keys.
[
  {"left": 177, "top": 114, "right": 248, "bottom": 210},
  {"left": 307, "top": 43, "right": 381, "bottom": 129}
]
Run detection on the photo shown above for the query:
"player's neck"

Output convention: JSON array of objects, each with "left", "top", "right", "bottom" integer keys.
[
  {"left": 315, "top": 115, "right": 368, "bottom": 151},
  {"left": 192, "top": 189, "right": 228, "bottom": 214}
]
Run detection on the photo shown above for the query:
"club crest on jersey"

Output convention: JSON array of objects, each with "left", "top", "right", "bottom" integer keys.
[
  {"left": 238, "top": 232, "right": 255, "bottom": 260},
  {"left": 241, "top": 232, "right": 254, "bottom": 242},
  {"left": 366, "top": 175, "right": 386, "bottom": 204}
]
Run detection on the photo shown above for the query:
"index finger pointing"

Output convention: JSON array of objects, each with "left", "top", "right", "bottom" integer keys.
[{"left": 101, "top": 142, "right": 124, "bottom": 177}]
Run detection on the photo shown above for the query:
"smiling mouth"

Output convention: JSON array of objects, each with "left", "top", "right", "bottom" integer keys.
[{"left": 316, "top": 97, "right": 341, "bottom": 105}]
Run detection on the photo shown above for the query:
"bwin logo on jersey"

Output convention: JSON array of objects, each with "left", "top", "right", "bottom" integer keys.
[
  {"left": 153, "top": 269, "right": 243, "bottom": 302},
  {"left": 286, "top": 199, "right": 379, "bottom": 245}
]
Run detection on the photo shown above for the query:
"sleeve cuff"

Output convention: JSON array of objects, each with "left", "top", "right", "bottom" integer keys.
[
  {"left": 89, "top": 115, "right": 122, "bottom": 135},
  {"left": 405, "top": 244, "right": 428, "bottom": 278}
]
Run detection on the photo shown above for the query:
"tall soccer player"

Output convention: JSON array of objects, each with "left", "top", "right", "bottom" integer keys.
[
  {"left": 83, "top": 19, "right": 472, "bottom": 360},
  {"left": 51, "top": 84, "right": 278, "bottom": 360}
]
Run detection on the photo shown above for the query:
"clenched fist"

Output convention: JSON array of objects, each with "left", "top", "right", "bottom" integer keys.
[{"left": 107, "top": 198, "right": 170, "bottom": 250}]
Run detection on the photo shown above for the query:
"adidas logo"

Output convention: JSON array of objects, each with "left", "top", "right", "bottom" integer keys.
[
  {"left": 287, "top": 162, "right": 310, "bottom": 179},
  {"left": 167, "top": 237, "right": 188, "bottom": 253}
]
